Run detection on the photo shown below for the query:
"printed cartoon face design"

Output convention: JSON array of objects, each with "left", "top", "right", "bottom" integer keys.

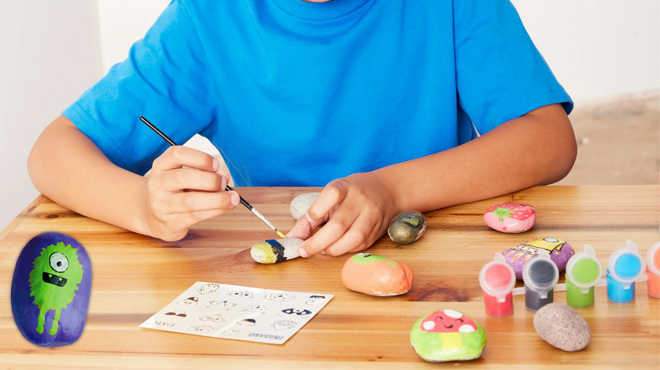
[
  {"left": 420, "top": 309, "right": 477, "bottom": 333},
  {"left": 178, "top": 297, "right": 199, "bottom": 306},
  {"left": 306, "top": 295, "right": 326, "bottom": 305},
  {"left": 164, "top": 311, "right": 187, "bottom": 318},
  {"left": 228, "top": 290, "right": 254, "bottom": 299},
  {"left": 281, "top": 308, "right": 312, "bottom": 316},
  {"left": 206, "top": 300, "right": 237, "bottom": 310},
  {"left": 242, "top": 304, "right": 269, "bottom": 314},
  {"left": 239, "top": 318, "right": 256, "bottom": 326},
  {"left": 272, "top": 320, "right": 297, "bottom": 331},
  {"left": 222, "top": 328, "right": 239, "bottom": 336},
  {"left": 200, "top": 314, "right": 225, "bottom": 323},
  {"left": 28, "top": 242, "right": 84, "bottom": 335},
  {"left": 188, "top": 325, "right": 213, "bottom": 334},
  {"left": 266, "top": 292, "right": 295, "bottom": 301},
  {"left": 198, "top": 283, "right": 220, "bottom": 295}
]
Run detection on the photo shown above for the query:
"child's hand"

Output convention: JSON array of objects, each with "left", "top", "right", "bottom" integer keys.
[
  {"left": 141, "top": 146, "right": 239, "bottom": 241},
  {"left": 287, "top": 172, "right": 399, "bottom": 257}
]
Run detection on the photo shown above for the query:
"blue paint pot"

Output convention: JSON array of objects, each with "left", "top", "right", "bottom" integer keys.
[{"left": 606, "top": 240, "right": 645, "bottom": 304}]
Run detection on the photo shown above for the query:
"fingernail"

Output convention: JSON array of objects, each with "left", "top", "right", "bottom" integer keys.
[
  {"left": 220, "top": 176, "right": 227, "bottom": 190},
  {"left": 305, "top": 213, "right": 315, "bottom": 223},
  {"left": 320, "top": 250, "right": 326, "bottom": 255},
  {"left": 231, "top": 193, "right": 240, "bottom": 206},
  {"left": 212, "top": 158, "right": 220, "bottom": 171},
  {"left": 298, "top": 246, "right": 309, "bottom": 258}
]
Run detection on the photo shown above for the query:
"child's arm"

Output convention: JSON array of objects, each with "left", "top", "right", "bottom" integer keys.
[
  {"left": 28, "top": 115, "right": 239, "bottom": 241},
  {"left": 288, "top": 103, "right": 577, "bottom": 257}
]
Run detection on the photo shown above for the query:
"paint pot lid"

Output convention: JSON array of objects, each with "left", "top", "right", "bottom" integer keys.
[
  {"left": 522, "top": 249, "right": 559, "bottom": 292},
  {"left": 647, "top": 241, "right": 660, "bottom": 276},
  {"left": 565, "top": 244, "right": 603, "bottom": 288},
  {"left": 608, "top": 240, "right": 645, "bottom": 283},
  {"left": 479, "top": 253, "right": 516, "bottom": 298}
]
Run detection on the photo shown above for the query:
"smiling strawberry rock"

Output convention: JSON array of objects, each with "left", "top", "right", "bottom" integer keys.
[
  {"left": 410, "top": 309, "right": 486, "bottom": 362},
  {"left": 484, "top": 203, "right": 536, "bottom": 233}
]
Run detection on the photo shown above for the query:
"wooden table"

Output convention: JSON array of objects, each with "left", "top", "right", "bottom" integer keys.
[{"left": 1, "top": 186, "right": 658, "bottom": 369}]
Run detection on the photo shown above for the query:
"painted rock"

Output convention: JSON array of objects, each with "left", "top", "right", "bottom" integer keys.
[
  {"left": 290, "top": 192, "right": 320, "bottom": 220},
  {"left": 388, "top": 211, "right": 426, "bottom": 245},
  {"left": 11, "top": 232, "right": 92, "bottom": 347},
  {"left": 534, "top": 303, "right": 591, "bottom": 351},
  {"left": 410, "top": 309, "right": 487, "bottom": 362},
  {"left": 251, "top": 238, "right": 302, "bottom": 264},
  {"left": 503, "top": 238, "right": 574, "bottom": 279},
  {"left": 484, "top": 203, "right": 536, "bottom": 233},
  {"left": 341, "top": 253, "right": 414, "bottom": 296}
]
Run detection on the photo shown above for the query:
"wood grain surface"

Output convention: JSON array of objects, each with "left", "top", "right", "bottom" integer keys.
[{"left": 0, "top": 185, "right": 658, "bottom": 369}]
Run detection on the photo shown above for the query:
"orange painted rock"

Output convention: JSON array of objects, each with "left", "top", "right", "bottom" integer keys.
[{"left": 341, "top": 253, "right": 414, "bottom": 296}]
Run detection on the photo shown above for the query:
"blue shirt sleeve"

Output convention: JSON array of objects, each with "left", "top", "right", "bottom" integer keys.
[
  {"left": 62, "top": 0, "right": 219, "bottom": 175},
  {"left": 454, "top": 0, "right": 573, "bottom": 135}
]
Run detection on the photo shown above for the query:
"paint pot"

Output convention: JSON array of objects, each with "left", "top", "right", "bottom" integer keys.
[
  {"left": 479, "top": 253, "right": 516, "bottom": 317},
  {"left": 522, "top": 249, "right": 559, "bottom": 312},
  {"left": 646, "top": 242, "right": 660, "bottom": 298},
  {"left": 565, "top": 245, "right": 603, "bottom": 308},
  {"left": 606, "top": 240, "right": 645, "bottom": 303},
  {"left": 250, "top": 238, "right": 302, "bottom": 264}
]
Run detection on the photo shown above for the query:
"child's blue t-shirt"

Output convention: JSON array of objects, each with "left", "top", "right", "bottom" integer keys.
[{"left": 63, "top": 0, "right": 572, "bottom": 186}]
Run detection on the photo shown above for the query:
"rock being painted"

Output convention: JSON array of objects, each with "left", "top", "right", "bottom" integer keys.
[
  {"left": 388, "top": 211, "right": 426, "bottom": 245},
  {"left": 503, "top": 238, "right": 574, "bottom": 279},
  {"left": 534, "top": 303, "right": 591, "bottom": 351},
  {"left": 484, "top": 203, "right": 536, "bottom": 233},
  {"left": 341, "top": 253, "right": 414, "bottom": 296},
  {"left": 11, "top": 232, "right": 92, "bottom": 347},
  {"left": 251, "top": 238, "right": 303, "bottom": 264},
  {"left": 410, "top": 309, "right": 487, "bottom": 362},
  {"left": 290, "top": 192, "right": 320, "bottom": 220}
]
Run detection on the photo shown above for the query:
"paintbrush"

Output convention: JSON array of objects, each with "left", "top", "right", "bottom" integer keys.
[{"left": 139, "top": 116, "right": 287, "bottom": 239}]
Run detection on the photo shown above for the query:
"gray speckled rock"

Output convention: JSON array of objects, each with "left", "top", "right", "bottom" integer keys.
[
  {"left": 533, "top": 303, "right": 591, "bottom": 352},
  {"left": 388, "top": 211, "right": 426, "bottom": 245},
  {"left": 290, "top": 192, "right": 320, "bottom": 220}
]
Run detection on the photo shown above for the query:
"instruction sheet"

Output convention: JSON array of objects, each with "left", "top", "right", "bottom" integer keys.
[{"left": 139, "top": 281, "right": 333, "bottom": 344}]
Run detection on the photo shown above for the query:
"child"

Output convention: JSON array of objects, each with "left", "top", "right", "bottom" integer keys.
[{"left": 28, "top": 0, "right": 577, "bottom": 258}]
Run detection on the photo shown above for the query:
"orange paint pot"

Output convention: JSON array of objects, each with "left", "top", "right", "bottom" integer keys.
[
  {"left": 341, "top": 253, "right": 414, "bottom": 296},
  {"left": 647, "top": 242, "right": 660, "bottom": 298}
]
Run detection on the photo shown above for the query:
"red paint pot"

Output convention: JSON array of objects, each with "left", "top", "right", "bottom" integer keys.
[{"left": 479, "top": 253, "right": 516, "bottom": 317}]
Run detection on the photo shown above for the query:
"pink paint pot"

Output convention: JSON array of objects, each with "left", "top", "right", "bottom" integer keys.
[{"left": 479, "top": 253, "right": 516, "bottom": 317}]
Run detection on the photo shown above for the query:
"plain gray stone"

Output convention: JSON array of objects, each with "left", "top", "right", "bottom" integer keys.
[
  {"left": 534, "top": 303, "right": 591, "bottom": 352},
  {"left": 290, "top": 192, "right": 320, "bottom": 220}
]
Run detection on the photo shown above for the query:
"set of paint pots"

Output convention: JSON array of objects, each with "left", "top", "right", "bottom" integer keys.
[{"left": 479, "top": 240, "right": 660, "bottom": 317}]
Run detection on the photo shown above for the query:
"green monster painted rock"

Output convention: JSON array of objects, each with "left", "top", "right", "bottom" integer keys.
[
  {"left": 11, "top": 232, "right": 92, "bottom": 347},
  {"left": 410, "top": 309, "right": 486, "bottom": 362}
]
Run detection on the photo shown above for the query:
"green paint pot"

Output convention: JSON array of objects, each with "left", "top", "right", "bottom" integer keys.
[{"left": 565, "top": 245, "right": 602, "bottom": 308}]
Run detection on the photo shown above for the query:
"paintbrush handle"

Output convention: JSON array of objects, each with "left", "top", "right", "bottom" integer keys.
[{"left": 225, "top": 185, "right": 253, "bottom": 210}]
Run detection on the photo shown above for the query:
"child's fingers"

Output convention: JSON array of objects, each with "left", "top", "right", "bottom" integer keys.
[
  {"left": 286, "top": 211, "right": 329, "bottom": 239},
  {"left": 166, "top": 190, "right": 239, "bottom": 214},
  {"left": 323, "top": 209, "right": 383, "bottom": 256},
  {"left": 305, "top": 181, "right": 347, "bottom": 223},
  {"left": 153, "top": 146, "right": 219, "bottom": 172},
  {"left": 159, "top": 168, "right": 228, "bottom": 193},
  {"left": 297, "top": 208, "right": 355, "bottom": 257},
  {"left": 182, "top": 208, "right": 231, "bottom": 224}
]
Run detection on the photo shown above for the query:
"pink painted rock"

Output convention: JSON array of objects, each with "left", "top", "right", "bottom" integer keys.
[
  {"left": 503, "top": 238, "right": 575, "bottom": 279},
  {"left": 484, "top": 203, "right": 536, "bottom": 233}
]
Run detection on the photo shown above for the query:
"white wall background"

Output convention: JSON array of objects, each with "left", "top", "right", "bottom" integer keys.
[
  {"left": 0, "top": 1, "right": 102, "bottom": 231},
  {"left": 1, "top": 0, "right": 659, "bottom": 231}
]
